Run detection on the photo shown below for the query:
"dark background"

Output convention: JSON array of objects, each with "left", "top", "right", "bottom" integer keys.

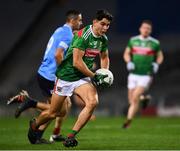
[{"left": 0, "top": 0, "right": 180, "bottom": 116}]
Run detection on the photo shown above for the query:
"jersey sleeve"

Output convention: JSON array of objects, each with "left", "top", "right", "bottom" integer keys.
[
  {"left": 127, "top": 39, "right": 132, "bottom": 49},
  {"left": 57, "top": 36, "right": 71, "bottom": 51},
  {"left": 72, "top": 32, "right": 87, "bottom": 51}
]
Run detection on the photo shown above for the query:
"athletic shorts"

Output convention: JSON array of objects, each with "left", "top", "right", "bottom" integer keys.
[
  {"left": 37, "top": 73, "right": 54, "bottom": 97},
  {"left": 128, "top": 73, "right": 152, "bottom": 90},
  {"left": 54, "top": 77, "right": 91, "bottom": 96}
]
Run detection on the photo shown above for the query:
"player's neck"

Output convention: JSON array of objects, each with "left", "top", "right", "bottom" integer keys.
[
  {"left": 140, "top": 35, "right": 150, "bottom": 39},
  {"left": 65, "top": 22, "right": 73, "bottom": 30},
  {"left": 91, "top": 25, "right": 101, "bottom": 37}
]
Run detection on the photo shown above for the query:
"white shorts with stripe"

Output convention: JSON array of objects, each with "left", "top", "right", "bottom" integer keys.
[
  {"left": 128, "top": 73, "right": 152, "bottom": 90},
  {"left": 54, "top": 77, "right": 91, "bottom": 96}
]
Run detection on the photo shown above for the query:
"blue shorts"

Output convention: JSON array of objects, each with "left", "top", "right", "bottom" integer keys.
[{"left": 37, "top": 73, "right": 54, "bottom": 97}]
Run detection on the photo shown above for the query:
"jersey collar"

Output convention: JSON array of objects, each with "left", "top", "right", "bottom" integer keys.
[{"left": 139, "top": 35, "right": 151, "bottom": 41}]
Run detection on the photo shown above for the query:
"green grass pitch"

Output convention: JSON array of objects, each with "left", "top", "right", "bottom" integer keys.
[{"left": 0, "top": 116, "right": 180, "bottom": 150}]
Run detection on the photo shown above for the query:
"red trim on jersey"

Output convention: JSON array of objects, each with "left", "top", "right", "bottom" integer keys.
[
  {"left": 132, "top": 46, "right": 155, "bottom": 56},
  {"left": 78, "top": 29, "right": 83, "bottom": 37},
  {"left": 85, "top": 49, "right": 100, "bottom": 57}
]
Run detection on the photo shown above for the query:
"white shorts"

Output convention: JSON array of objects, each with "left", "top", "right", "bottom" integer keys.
[
  {"left": 128, "top": 73, "right": 152, "bottom": 90},
  {"left": 54, "top": 77, "right": 91, "bottom": 96}
]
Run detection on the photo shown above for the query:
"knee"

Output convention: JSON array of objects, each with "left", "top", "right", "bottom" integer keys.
[
  {"left": 58, "top": 110, "right": 66, "bottom": 117},
  {"left": 130, "top": 99, "right": 139, "bottom": 107},
  {"left": 132, "top": 94, "right": 141, "bottom": 103},
  {"left": 48, "top": 110, "right": 58, "bottom": 119},
  {"left": 86, "top": 99, "right": 98, "bottom": 109}
]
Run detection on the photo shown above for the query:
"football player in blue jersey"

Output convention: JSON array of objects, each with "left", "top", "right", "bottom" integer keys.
[{"left": 7, "top": 10, "right": 82, "bottom": 144}]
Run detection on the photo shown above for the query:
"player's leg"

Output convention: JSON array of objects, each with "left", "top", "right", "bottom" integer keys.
[
  {"left": 63, "top": 82, "right": 98, "bottom": 146},
  {"left": 73, "top": 94, "right": 96, "bottom": 120},
  {"left": 122, "top": 88, "right": 135, "bottom": 128},
  {"left": 128, "top": 88, "right": 135, "bottom": 104},
  {"left": 7, "top": 90, "right": 39, "bottom": 118},
  {"left": 72, "top": 83, "right": 98, "bottom": 132},
  {"left": 35, "top": 97, "right": 71, "bottom": 143},
  {"left": 36, "top": 94, "right": 67, "bottom": 127},
  {"left": 122, "top": 74, "right": 136, "bottom": 128},
  {"left": 25, "top": 75, "right": 66, "bottom": 144},
  {"left": 123, "top": 74, "right": 152, "bottom": 128},
  {"left": 15, "top": 97, "right": 50, "bottom": 118},
  {"left": 27, "top": 93, "right": 67, "bottom": 144},
  {"left": 139, "top": 94, "right": 152, "bottom": 109},
  {"left": 50, "top": 97, "right": 72, "bottom": 142},
  {"left": 127, "top": 86, "right": 145, "bottom": 119},
  {"left": 123, "top": 87, "right": 145, "bottom": 128},
  {"left": 139, "top": 79, "right": 153, "bottom": 109}
]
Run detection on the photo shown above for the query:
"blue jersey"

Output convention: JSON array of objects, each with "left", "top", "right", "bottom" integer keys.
[{"left": 38, "top": 24, "right": 73, "bottom": 81}]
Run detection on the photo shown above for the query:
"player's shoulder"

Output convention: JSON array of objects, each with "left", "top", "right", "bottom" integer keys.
[
  {"left": 55, "top": 25, "right": 73, "bottom": 40},
  {"left": 77, "top": 25, "right": 91, "bottom": 39},
  {"left": 130, "top": 35, "right": 140, "bottom": 41},
  {"left": 55, "top": 25, "right": 71, "bottom": 34},
  {"left": 149, "top": 36, "right": 160, "bottom": 44},
  {"left": 54, "top": 26, "right": 64, "bottom": 34}
]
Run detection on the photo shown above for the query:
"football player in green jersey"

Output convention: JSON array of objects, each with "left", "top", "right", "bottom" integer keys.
[
  {"left": 122, "top": 20, "right": 164, "bottom": 128},
  {"left": 27, "top": 10, "right": 113, "bottom": 147},
  {"left": 7, "top": 10, "right": 83, "bottom": 144}
]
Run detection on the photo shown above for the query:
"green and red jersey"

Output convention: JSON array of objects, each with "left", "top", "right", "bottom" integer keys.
[
  {"left": 127, "top": 35, "right": 161, "bottom": 75},
  {"left": 56, "top": 25, "right": 108, "bottom": 81}
]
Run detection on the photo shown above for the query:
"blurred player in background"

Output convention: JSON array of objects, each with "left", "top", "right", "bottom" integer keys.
[
  {"left": 27, "top": 9, "right": 113, "bottom": 147},
  {"left": 122, "top": 20, "right": 164, "bottom": 128},
  {"left": 7, "top": 10, "right": 82, "bottom": 144}
]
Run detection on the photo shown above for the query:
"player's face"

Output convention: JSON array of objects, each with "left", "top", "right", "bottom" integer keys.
[
  {"left": 139, "top": 23, "right": 152, "bottom": 37},
  {"left": 93, "top": 18, "right": 110, "bottom": 36},
  {"left": 72, "top": 14, "right": 83, "bottom": 30}
]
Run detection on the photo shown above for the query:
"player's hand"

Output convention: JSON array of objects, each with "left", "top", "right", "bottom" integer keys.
[
  {"left": 92, "top": 73, "right": 108, "bottom": 87},
  {"left": 127, "top": 61, "right": 135, "bottom": 71},
  {"left": 152, "top": 62, "right": 159, "bottom": 74}
]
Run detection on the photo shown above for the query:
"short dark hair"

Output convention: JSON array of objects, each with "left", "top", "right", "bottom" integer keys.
[
  {"left": 141, "top": 20, "right": 153, "bottom": 27},
  {"left": 94, "top": 9, "right": 113, "bottom": 22},
  {"left": 66, "top": 10, "right": 81, "bottom": 22}
]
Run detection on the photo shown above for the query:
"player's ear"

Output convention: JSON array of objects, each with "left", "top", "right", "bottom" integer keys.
[
  {"left": 93, "top": 19, "right": 98, "bottom": 25},
  {"left": 71, "top": 18, "right": 75, "bottom": 24}
]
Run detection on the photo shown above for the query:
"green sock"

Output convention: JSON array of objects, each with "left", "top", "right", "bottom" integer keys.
[{"left": 68, "top": 130, "right": 78, "bottom": 138}]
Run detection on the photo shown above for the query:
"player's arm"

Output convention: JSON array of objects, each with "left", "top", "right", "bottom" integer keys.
[
  {"left": 55, "top": 38, "right": 70, "bottom": 65},
  {"left": 152, "top": 40, "right": 164, "bottom": 74},
  {"left": 73, "top": 48, "right": 95, "bottom": 78},
  {"left": 123, "top": 47, "right": 135, "bottom": 71},
  {"left": 123, "top": 47, "right": 131, "bottom": 63},
  {"left": 156, "top": 50, "right": 164, "bottom": 65},
  {"left": 152, "top": 50, "right": 164, "bottom": 74},
  {"left": 55, "top": 48, "right": 64, "bottom": 65},
  {"left": 100, "top": 50, "right": 109, "bottom": 69}
]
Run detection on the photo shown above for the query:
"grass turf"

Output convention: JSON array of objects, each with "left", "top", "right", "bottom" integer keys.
[{"left": 0, "top": 116, "right": 180, "bottom": 150}]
